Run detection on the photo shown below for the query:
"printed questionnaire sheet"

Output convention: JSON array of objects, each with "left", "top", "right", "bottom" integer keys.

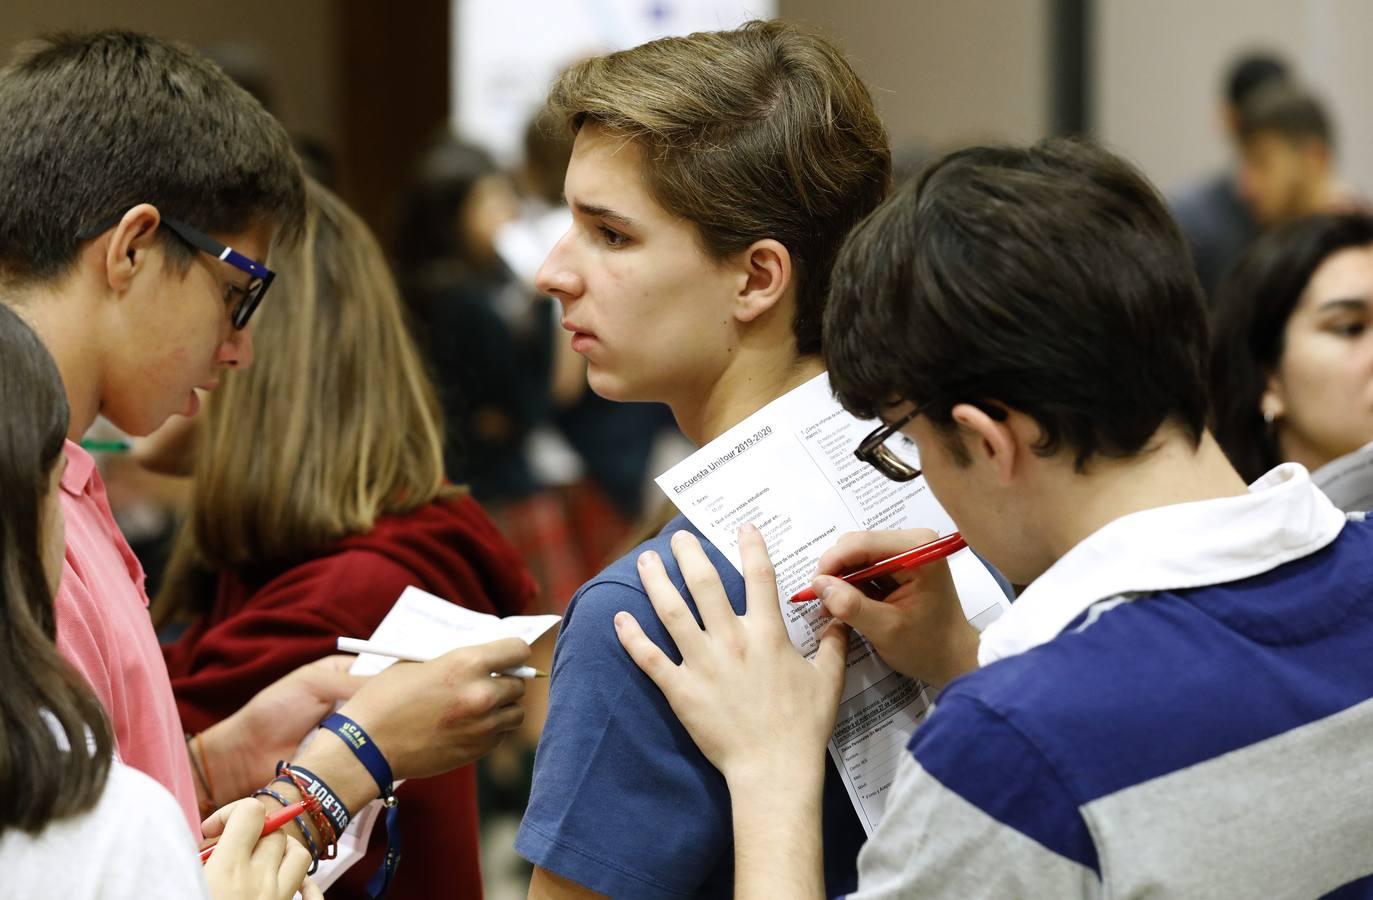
[{"left": 655, "top": 372, "right": 1009, "bottom": 834}]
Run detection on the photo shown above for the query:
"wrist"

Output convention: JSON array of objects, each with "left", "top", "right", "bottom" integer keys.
[
  {"left": 931, "top": 622, "right": 981, "bottom": 690},
  {"left": 294, "top": 725, "right": 382, "bottom": 815},
  {"left": 195, "top": 718, "right": 254, "bottom": 804},
  {"left": 724, "top": 752, "right": 826, "bottom": 806}
]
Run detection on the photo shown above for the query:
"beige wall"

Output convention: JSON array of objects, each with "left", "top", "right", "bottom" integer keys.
[
  {"left": 780, "top": 0, "right": 1050, "bottom": 155},
  {"left": 1095, "top": 0, "right": 1373, "bottom": 197},
  {"left": 0, "top": 0, "right": 339, "bottom": 149}
]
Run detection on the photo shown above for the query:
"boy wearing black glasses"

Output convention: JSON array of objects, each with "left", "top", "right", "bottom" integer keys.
[
  {"left": 616, "top": 139, "right": 1373, "bottom": 897},
  {"left": 0, "top": 29, "right": 530, "bottom": 862}
]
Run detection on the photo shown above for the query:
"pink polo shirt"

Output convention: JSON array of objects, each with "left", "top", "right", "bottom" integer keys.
[{"left": 53, "top": 440, "right": 200, "bottom": 834}]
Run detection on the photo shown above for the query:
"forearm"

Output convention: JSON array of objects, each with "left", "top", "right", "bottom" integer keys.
[{"left": 726, "top": 769, "right": 826, "bottom": 900}]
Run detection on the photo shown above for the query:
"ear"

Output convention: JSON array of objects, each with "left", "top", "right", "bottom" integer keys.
[
  {"left": 1260, "top": 371, "right": 1287, "bottom": 423},
  {"left": 950, "top": 402, "right": 1019, "bottom": 484},
  {"left": 732, "top": 238, "right": 792, "bottom": 324},
  {"left": 101, "top": 204, "right": 163, "bottom": 293}
]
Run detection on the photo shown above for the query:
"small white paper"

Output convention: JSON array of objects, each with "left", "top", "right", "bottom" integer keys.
[{"left": 656, "top": 372, "right": 1010, "bottom": 834}]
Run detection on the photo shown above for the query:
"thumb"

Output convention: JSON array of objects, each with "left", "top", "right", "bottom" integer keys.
[
  {"left": 302, "top": 668, "right": 369, "bottom": 704},
  {"left": 813, "top": 619, "right": 850, "bottom": 686},
  {"left": 461, "top": 637, "right": 532, "bottom": 673},
  {"left": 816, "top": 576, "right": 887, "bottom": 636}
]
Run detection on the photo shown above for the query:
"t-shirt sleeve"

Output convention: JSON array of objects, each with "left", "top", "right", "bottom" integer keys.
[
  {"left": 54, "top": 560, "right": 117, "bottom": 721},
  {"left": 515, "top": 576, "right": 734, "bottom": 899},
  {"left": 846, "top": 693, "right": 1100, "bottom": 900}
]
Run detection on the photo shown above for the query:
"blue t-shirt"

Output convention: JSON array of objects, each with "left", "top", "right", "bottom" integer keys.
[{"left": 517, "top": 515, "right": 867, "bottom": 898}]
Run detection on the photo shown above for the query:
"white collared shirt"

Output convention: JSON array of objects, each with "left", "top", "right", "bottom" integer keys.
[{"left": 977, "top": 463, "right": 1348, "bottom": 666}]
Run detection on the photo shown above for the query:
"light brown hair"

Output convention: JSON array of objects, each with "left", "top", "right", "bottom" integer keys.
[
  {"left": 159, "top": 180, "right": 456, "bottom": 612},
  {"left": 545, "top": 19, "right": 891, "bottom": 356}
]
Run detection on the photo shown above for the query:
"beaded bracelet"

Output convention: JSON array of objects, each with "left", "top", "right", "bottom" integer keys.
[
  {"left": 252, "top": 786, "right": 320, "bottom": 875},
  {"left": 274, "top": 763, "right": 344, "bottom": 860}
]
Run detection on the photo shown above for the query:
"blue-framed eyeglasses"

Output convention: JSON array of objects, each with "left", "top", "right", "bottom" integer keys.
[{"left": 80, "top": 214, "right": 275, "bottom": 330}]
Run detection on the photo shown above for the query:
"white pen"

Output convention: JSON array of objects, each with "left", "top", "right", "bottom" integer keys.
[{"left": 336, "top": 637, "right": 547, "bottom": 679}]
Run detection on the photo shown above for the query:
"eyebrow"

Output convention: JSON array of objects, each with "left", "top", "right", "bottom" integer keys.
[
  {"left": 573, "top": 201, "right": 637, "bottom": 230},
  {"left": 1317, "top": 297, "right": 1370, "bottom": 314}
]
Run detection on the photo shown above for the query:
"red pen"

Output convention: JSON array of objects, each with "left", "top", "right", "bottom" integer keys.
[
  {"left": 790, "top": 531, "right": 967, "bottom": 603},
  {"left": 199, "top": 798, "right": 318, "bottom": 864}
]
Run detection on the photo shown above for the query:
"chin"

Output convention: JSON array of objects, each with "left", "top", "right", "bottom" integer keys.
[{"left": 586, "top": 368, "right": 649, "bottom": 404}]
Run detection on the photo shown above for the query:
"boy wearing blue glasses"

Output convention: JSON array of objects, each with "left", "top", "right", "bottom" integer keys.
[
  {"left": 616, "top": 140, "right": 1373, "bottom": 897},
  {"left": 0, "top": 29, "right": 530, "bottom": 864}
]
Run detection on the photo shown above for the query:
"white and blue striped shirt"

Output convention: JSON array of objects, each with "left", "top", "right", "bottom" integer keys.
[{"left": 849, "top": 464, "right": 1373, "bottom": 898}]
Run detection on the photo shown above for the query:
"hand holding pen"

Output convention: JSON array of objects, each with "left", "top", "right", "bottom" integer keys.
[
  {"left": 807, "top": 528, "right": 981, "bottom": 689},
  {"left": 199, "top": 797, "right": 322, "bottom": 899}
]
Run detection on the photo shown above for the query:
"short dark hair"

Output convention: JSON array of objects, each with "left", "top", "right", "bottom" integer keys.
[
  {"left": 1225, "top": 51, "right": 1289, "bottom": 107},
  {"left": 1237, "top": 82, "right": 1333, "bottom": 149},
  {"left": 395, "top": 136, "right": 502, "bottom": 274},
  {"left": 545, "top": 19, "right": 891, "bottom": 356},
  {"left": 826, "top": 139, "right": 1210, "bottom": 471},
  {"left": 0, "top": 303, "right": 115, "bottom": 833},
  {"left": 0, "top": 30, "right": 306, "bottom": 287},
  {"left": 1210, "top": 212, "right": 1373, "bottom": 482}
]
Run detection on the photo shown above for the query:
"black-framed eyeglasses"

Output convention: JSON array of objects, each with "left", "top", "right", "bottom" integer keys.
[
  {"left": 80, "top": 214, "right": 275, "bottom": 330},
  {"left": 855, "top": 405, "right": 924, "bottom": 482}
]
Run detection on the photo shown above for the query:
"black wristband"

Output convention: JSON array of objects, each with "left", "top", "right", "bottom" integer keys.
[{"left": 279, "top": 762, "right": 351, "bottom": 838}]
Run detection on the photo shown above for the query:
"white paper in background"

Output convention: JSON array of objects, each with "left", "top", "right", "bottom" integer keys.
[
  {"left": 656, "top": 372, "right": 1010, "bottom": 834},
  {"left": 299, "top": 587, "right": 562, "bottom": 893},
  {"left": 453, "top": 0, "right": 777, "bottom": 165}
]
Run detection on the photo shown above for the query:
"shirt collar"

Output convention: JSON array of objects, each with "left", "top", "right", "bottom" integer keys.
[
  {"left": 61, "top": 439, "right": 97, "bottom": 496},
  {"left": 977, "top": 463, "right": 1347, "bottom": 666}
]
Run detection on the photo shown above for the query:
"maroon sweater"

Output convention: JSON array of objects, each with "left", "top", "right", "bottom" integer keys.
[{"left": 164, "top": 494, "right": 538, "bottom": 900}]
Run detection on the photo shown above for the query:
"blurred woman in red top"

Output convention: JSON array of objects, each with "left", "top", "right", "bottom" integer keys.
[{"left": 158, "top": 179, "right": 538, "bottom": 899}]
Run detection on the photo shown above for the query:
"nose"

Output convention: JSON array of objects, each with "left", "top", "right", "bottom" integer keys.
[
  {"left": 218, "top": 322, "right": 255, "bottom": 370},
  {"left": 535, "top": 229, "right": 584, "bottom": 303}
]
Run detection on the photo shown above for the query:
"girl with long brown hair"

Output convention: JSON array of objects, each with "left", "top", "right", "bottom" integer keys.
[{"left": 157, "top": 179, "right": 537, "bottom": 899}]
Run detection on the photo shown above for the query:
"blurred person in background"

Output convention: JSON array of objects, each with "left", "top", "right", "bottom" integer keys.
[
  {"left": 1235, "top": 83, "right": 1357, "bottom": 228},
  {"left": 152, "top": 179, "right": 538, "bottom": 900},
  {"left": 1171, "top": 51, "right": 1289, "bottom": 300},
  {"left": 1211, "top": 211, "right": 1373, "bottom": 510}
]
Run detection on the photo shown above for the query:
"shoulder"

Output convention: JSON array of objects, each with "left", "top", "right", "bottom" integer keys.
[
  {"left": 0, "top": 763, "right": 208, "bottom": 899},
  {"left": 564, "top": 516, "right": 744, "bottom": 634}
]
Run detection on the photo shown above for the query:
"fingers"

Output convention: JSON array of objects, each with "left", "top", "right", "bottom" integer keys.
[
  {"left": 816, "top": 575, "right": 893, "bottom": 641},
  {"left": 461, "top": 637, "right": 532, "bottom": 673},
  {"left": 614, "top": 610, "right": 681, "bottom": 690},
  {"left": 203, "top": 797, "right": 266, "bottom": 850},
  {"left": 815, "top": 528, "right": 940, "bottom": 578},
  {"left": 275, "top": 830, "right": 313, "bottom": 900},
  {"left": 736, "top": 524, "right": 784, "bottom": 636},
  {"left": 636, "top": 546, "right": 707, "bottom": 659},
  {"left": 813, "top": 619, "right": 850, "bottom": 687},
  {"left": 484, "top": 673, "right": 528, "bottom": 707},
  {"left": 301, "top": 878, "right": 325, "bottom": 900},
  {"left": 671, "top": 530, "right": 741, "bottom": 637},
  {"left": 248, "top": 831, "right": 288, "bottom": 886}
]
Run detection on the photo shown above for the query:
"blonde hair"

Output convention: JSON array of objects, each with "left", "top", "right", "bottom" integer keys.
[{"left": 160, "top": 179, "right": 455, "bottom": 610}]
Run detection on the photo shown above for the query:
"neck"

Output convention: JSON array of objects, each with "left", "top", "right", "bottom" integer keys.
[
  {"left": 671, "top": 345, "right": 825, "bottom": 446},
  {"left": 1276, "top": 426, "right": 1338, "bottom": 475},
  {"left": 1029, "top": 427, "right": 1250, "bottom": 565},
  {"left": 7, "top": 281, "right": 104, "bottom": 440}
]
